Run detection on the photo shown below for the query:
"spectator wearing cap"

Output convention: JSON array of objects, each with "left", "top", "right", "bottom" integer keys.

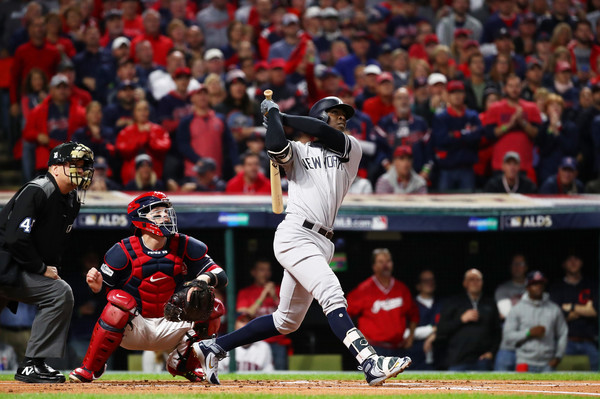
[
  {"left": 431, "top": 80, "right": 482, "bottom": 192},
  {"left": 204, "top": 48, "right": 226, "bottom": 77},
  {"left": 464, "top": 53, "right": 494, "bottom": 113},
  {"left": 386, "top": 0, "right": 426, "bottom": 49},
  {"left": 483, "top": 151, "right": 537, "bottom": 193},
  {"left": 455, "top": 37, "right": 480, "bottom": 79},
  {"left": 537, "top": 0, "right": 577, "bottom": 37},
  {"left": 521, "top": 57, "right": 544, "bottom": 102},
  {"left": 548, "top": 61, "right": 579, "bottom": 115},
  {"left": 225, "top": 151, "right": 270, "bottom": 194},
  {"left": 539, "top": 156, "right": 584, "bottom": 194},
  {"left": 101, "top": 80, "right": 137, "bottom": 135},
  {"left": 314, "top": 7, "right": 347, "bottom": 63},
  {"left": 99, "top": 9, "right": 125, "bottom": 48},
  {"left": 177, "top": 84, "right": 239, "bottom": 180},
  {"left": 514, "top": 13, "right": 538, "bottom": 57},
  {"left": 148, "top": 50, "right": 200, "bottom": 102},
  {"left": 44, "top": 11, "right": 76, "bottom": 59},
  {"left": 550, "top": 253, "right": 599, "bottom": 370},
  {"left": 22, "top": 74, "right": 87, "bottom": 174},
  {"left": 537, "top": 94, "right": 578, "bottom": 183},
  {"left": 72, "top": 101, "right": 116, "bottom": 164},
  {"left": 302, "top": 7, "right": 322, "bottom": 37},
  {"left": 418, "top": 72, "right": 448, "bottom": 126},
  {"left": 57, "top": 59, "right": 92, "bottom": 109},
  {"left": 354, "top": 64, "right": 381, "bottom": 110},
  {"left": 436, "top": 0, "right": 483, "bottom": 47},
  {"left": 366, "top": 9, "right": 399, "bottom": 61},
  {"left": 9, "top": 17, "right": 61, "bottom": 118},
  {"left": 178, "top": 157, "right": 226, "bottom": 192},
  {"left": 214, "top": 69, "right": 261, "bottom": 145},
  {"left": 256, "top": 58, "right": 307, "bottom": 116},
  {"left": 376, "top": 88, "right": 430, "bottom": 180},
  {"left": 196, "top": 0, "right": 232, "bottom": 49},
  {"left": 88, "top": 156, "right": 121, "bottom": 191},
  {"left": 363, "top": 72, "right": 396, "bottom": 126},
  {"left": 268, "top": 13, "right": 301, "bottom": 62},
  {"left": 375, "top": 145, "right": 427, "bottom": 194},
  {"left": 95, "top": 37, "right": 132, "bottom": 104},
  {"left": 72, "top": 25, "right": 103, "bottom": 98},
  {"left": 391, "top": 49, "right": 410, "bottom": 89},
  {"left": 116, "top": 100, "right": 171, "bottom": 185},
  {"left": 408, "top": 32, "right": 438, "bottom": 65},
  {"left": 335, "top": 31, "right": 378, "bottom": 88},
  {"left": 435, "top": 269, "right": 501, "bottom": 371},
  {"left": 130, "top": 9, "right": 174, "bottom": 67},
  {"left": 122, "top": 0, "right": 144, "bottom": 38},
  {"left": 484, "top": 28, "right": 526, "bottom": 79},
  {"left": 305, "top": 62, "right": 342, "bottom": 107},
  {"left": 157, "top": 67, "right": 194, "bottom": 135},
  {"left": 502, "top": 271, "right": 568, "bottom": 372},
  {"left": 481, "top": 0, "right": 520, "bottom": 44},
  {"left": 124, "top": 154, "right": 166, "bottom": 191},
  {"left": 484, "top": 74, "right": 542, "bottom": 183}
]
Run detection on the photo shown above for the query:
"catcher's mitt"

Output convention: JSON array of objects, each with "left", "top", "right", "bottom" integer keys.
[{"left": 164, "top": 280, "right": 215, "bottom": 322}]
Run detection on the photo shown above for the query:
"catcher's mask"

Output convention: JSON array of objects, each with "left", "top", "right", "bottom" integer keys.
[
  {"left": 309, "top": 96, "right": 355, "bottom": 123},
  {"left": 127, "top": 191, "right": 178, "bottom": 237},
  {"left": 48, "top": 141, "right": 95, "bottom": 203}
]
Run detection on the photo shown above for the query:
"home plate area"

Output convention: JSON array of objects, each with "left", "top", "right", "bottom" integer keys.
[{"left": 1, "top": 379, "right": 600, "bottom": 396}]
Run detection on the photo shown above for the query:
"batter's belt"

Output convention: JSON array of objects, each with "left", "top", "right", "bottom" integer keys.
[{"left": 302, "top": 220, "right": 334, "bottom": 240}]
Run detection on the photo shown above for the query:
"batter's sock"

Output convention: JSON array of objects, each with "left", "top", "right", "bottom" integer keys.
[
  {"left": 327, "top": 307, "right": 376, "bottom": 365},
  {"left": 215, "top": 315, "right": 279, "bottom": 352}
]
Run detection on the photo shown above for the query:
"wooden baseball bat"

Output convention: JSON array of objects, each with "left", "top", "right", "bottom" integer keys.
[{"left": 264, "top": 90, "right": 284, "bottom": 214}]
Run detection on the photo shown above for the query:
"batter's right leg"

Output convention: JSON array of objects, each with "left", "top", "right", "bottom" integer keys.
[{"left": 69, "top": 290, "right": 136, "bottom": 383}]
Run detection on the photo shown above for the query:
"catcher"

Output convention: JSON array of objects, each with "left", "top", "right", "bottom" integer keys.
[{"left": 69, "top": 191, "right": 227, "bottom": 383}]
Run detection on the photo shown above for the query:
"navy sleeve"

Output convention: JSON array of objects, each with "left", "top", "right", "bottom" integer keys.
[
  {"left": 100, "top": 242, "right": 131, "bottom": 288},
  {"left": 184, "top": 236, "right": 228, "bottom": 289},
  {"left": 281, "top": 113, "right": 349, "bottom": 157}
]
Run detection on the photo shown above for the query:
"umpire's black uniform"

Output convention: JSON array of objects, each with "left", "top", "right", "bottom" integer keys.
[{"left": 0, "top": 142, "right": 92, "bottom": 383}]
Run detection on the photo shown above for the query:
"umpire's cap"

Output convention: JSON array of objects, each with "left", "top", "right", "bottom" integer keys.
[{"left": 309, "top": 96, "right": 355, "bottom": 123}]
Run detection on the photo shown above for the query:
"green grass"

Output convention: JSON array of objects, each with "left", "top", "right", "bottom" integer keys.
[{"left": 0, "top": 395, "right": 584, "bottom": 399}]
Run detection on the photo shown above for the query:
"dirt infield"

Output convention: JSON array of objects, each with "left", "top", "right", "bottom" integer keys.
[{"left": 1, "top": 379, "right": 600, "bottom": 396}]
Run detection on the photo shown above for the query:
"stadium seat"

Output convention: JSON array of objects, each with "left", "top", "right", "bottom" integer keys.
[{"left": 288, "top": 354, "right": 342, "bottom": 371}]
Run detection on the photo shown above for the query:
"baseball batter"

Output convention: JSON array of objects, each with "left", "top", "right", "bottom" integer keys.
[
  {"left": 194, "top": 96, "right": 411, "bottom": 385},
  {"left": 69, "top": 191, "right": 226, "bottom": 383}
]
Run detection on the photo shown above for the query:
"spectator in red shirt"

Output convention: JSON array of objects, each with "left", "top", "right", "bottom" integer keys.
[
  {"left": 226, "top": 151, "right": 270, "bottom": 194},
  {"left": 131, "top": 9, "right": 174, "bottom": 66},
  {"left": 347, "top": 248, "right": 419, "bottom": 357},
  {"left": 236, "top": 259, "right": 292, "bottom": 370},
  {"left": 484, "top": 74, "right": 542, "bottom": 182},
  {"left": 363, "top": 72, "right": 395, "bottom": 126},
  {"left": 22, "top": 74, "right": 86, "bottom": 173},
  {"left": 116, "top": 99, "right": 171, "bottom": 185},
  {"left": 10, "top": 16, "right": 61, "bottom": 118},
  {"left": 45, "top": 11, "right": 76, "bottom": 59},
  {"left": 122, "top": 0, "right": 144, "bottom": 38}
]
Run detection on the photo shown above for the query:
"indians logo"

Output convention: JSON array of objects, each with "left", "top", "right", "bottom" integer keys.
[{"left": 371, "top": 297, "right": 403, "bottom": 314}]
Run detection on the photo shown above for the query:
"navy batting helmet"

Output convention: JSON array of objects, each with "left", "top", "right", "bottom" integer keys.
[
  {"left": 309, "top": 96, "right": 355, "bottom": 122},
  {"left": 127, "top": 191, "right": 177, "bottom": 237}
]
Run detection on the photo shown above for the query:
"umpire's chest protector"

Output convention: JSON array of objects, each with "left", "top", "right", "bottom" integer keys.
[{"left": 120, "top": 235, "right": 188, "bottom": 318}]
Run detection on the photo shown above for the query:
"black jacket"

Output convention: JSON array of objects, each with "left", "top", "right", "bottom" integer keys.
[
  {"left": 483, "top": 174, "right": 537, "bottom": 194},
  {"left": 436, "top": 292, "right": 501, "bottom": 367},
  {"left": 0, "top": 173, "right": 80, "bottom": 286}
]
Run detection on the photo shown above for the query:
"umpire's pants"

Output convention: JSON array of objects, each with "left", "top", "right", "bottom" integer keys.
[{"left": 0, "top": 270, "right": 73, "bottom": 359}]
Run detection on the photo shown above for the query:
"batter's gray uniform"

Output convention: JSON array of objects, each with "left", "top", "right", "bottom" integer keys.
[{"left": 271, "top": 135, "right": 361, "bottom": 334}]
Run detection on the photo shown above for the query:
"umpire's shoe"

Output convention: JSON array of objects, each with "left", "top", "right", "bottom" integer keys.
[
  {"left": 192, "top": 338, "right": 227, "bottom": 385},
  {"left": 362, "top": 355, "right": 412, "bottom": 386},
  {"left": 15, "top": 359, "right": 66, "bottom": 383}
]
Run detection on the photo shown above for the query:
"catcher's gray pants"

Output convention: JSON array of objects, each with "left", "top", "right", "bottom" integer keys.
[{"left": 0, "top": 270, "right": 73, "bottom": 359}]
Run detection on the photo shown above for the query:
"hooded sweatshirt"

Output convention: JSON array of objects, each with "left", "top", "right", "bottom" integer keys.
[{"left": 502, "top": 292, "right": 568, "bottom": 367}]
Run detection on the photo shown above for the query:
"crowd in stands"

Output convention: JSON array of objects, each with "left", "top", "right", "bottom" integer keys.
[{"left": 3, "top": 0, "right": 600, "bottom": 193}]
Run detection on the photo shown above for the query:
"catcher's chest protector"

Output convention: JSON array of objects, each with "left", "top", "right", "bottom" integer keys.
[{"left": 120, "top": 235, "right": 188, "bottom": 317}]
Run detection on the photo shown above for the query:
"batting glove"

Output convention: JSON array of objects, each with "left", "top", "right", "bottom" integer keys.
[{"left": 260, "top": 99, "right": 279, "bottom": 115}]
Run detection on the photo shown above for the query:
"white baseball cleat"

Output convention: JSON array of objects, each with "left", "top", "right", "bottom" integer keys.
[
  {"left": 362, "top": 355, "right": 412, "bottom": 386},
  {"left": 192, "top": 339, "right": 225, "bottom": 385}
]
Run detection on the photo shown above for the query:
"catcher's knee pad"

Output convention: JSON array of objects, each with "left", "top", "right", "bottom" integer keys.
[
  {"left": 167, "top": 329, "right": 202, "bottom": 379},
  {"left": 79, "top": 290, "right": 136, "bottom": 374}
]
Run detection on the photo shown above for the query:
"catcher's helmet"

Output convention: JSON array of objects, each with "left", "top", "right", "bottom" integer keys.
[
  {"left": 127, "top": 191, "right": 178, "bottom": 237},
  {"left": 48, "top": 141, "right": 95, "bottom": 192},
  {"left": 309, "top": 96, "right": 355, "bottom": 122}
]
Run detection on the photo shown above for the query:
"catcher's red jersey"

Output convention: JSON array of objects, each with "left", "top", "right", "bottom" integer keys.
[
  {"left": 100, "top": 233, "right": 222, "bottom": 318},
  {"left": 347, "top": 276, "right": 419, "bottom": 348}
]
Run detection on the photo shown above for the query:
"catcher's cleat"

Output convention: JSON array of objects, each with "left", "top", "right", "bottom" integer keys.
[
  {"left": 182, "top": 368, "right": 205, "bottom": 382},
  {"left": 15, "top": 360, "right": 66, "bottom": 383},
  {"left": 69, "top": 364, "right": 106, "bottom": 383},
  {"left": 362, "top": 355, "right": 411, "bottom": 386},
  {"left": 192, "top": 338, "right": 226, "bottom": 385}
]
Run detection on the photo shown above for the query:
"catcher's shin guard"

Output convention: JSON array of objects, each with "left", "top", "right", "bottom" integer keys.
[{"left": 70, "top": 290, "right": 136, "bottom": 382}]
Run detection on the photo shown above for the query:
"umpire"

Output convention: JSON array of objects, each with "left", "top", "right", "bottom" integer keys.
[{"left": 0, "top": 142, "right": 94, "bottom": 383}]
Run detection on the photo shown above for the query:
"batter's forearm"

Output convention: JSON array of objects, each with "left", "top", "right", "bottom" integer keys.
[
  {"left": 265, "top": 109, "right": 288, "bottom": 152},
  {"left": 281, "top": 113, "right": 347, "bottom": 154}
]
